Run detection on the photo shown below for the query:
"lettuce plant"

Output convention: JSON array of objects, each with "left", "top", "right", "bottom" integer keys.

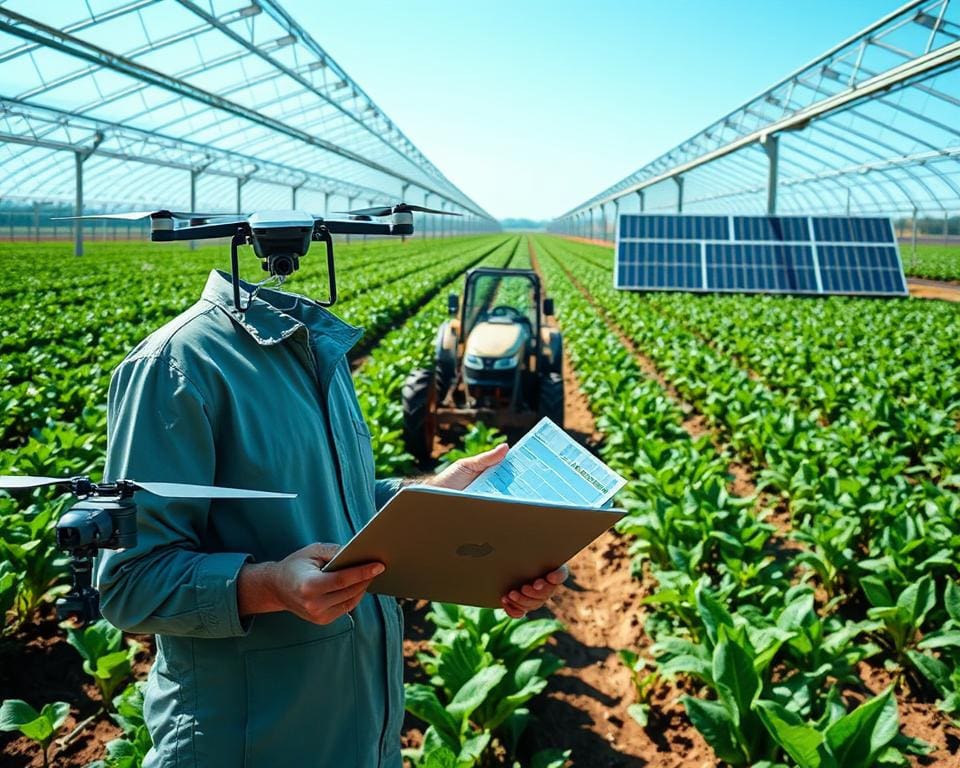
[{"left": 0, "top": 698, "right": 70, "bottom": 768}]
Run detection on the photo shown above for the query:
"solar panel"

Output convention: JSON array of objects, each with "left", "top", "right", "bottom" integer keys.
[{"left": 614, "top": 214, "right": 907, "bottom": 297}]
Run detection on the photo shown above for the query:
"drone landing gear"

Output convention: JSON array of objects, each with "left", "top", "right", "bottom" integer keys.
[{"left": 229, "top": 225, "right": 337, "bottom": 313}]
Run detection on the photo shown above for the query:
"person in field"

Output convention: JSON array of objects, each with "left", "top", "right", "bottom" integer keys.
[{"left": 96, "top": 269, "right": 566, "bottom": 768}]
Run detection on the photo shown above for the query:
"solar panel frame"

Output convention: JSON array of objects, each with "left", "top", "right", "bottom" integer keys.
[{"left": 613, "top": 213, "right": 907, "bottom": 297}]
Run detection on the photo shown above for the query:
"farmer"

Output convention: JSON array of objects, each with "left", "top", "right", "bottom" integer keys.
[{"left": 96, "top": 269, "right": 566, "bottom": 768}]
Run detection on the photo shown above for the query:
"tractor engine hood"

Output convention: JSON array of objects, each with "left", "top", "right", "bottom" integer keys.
[{"left": 466, "top": 321, "right": 529, "bottom": 359}]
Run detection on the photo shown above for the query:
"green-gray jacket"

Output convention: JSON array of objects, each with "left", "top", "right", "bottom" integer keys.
[{"left": 97, "top": 270, "right": 404, "bottom": 767}]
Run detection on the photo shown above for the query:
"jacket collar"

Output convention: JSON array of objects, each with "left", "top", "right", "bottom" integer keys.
[{"left": 200, "top": 270, "right": 363, "bottom": 353}]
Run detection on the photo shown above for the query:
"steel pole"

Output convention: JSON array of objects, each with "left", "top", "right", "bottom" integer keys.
[
  {"left": 190, "top": 169, "right": 200, "bottom": 251},
  {"left": 612, "top": 200, "right": 620, "bottom": 242},
  {"left": 74, "top": 152, "right": 83, "bottom": 256},
  {"left": 763, "top": 134, "right": 779, "bottom": 215},
  {"left": 637, "top": 189, "right": 645, "bottom": 212},
  {"left": 675, "top": 176, "right": 684, "bottom": 213}
]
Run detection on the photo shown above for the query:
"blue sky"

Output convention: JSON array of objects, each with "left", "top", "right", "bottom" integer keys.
[{"left": 285, "top": 0, "right": 899, "bottom": 220}]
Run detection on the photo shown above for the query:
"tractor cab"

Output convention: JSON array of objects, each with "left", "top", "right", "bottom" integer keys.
[{"left": 401, "top": 267, "right": 564, "bottom": 465}]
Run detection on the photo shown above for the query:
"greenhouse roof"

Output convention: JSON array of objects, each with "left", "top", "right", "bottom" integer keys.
[
  {"left": 558, "top": 0, "right": 960, "bottom": 220},
  {"left": 0, "top": 0, "right": 494, "bottom": 219}
]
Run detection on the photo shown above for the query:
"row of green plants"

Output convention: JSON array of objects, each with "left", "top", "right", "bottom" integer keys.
[
  {"left": 573, "top": 247, "right": 960, "bottom": 485},
  {"left": 1, "top": 619, "right": 147, "bottom": 767},
  {"left": 0, "top": 236, "right": 516, "bottom": 767},
  {"left": 0, "top": 236, "right": 508, "bottom": 639},
  {"left": 549, "top": 237, "right": 960, "bottom": 715},
  {"left": 899, "top": 243, "right": 960, "bottom": 281},
  {"left": 533, "top": 236, "right": 950, "bottom": 766}
]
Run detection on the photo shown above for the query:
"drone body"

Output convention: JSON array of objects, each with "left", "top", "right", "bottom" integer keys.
[
  {"left": 0, "top": 474, "right": 295, "bottom": 625},
  {"left": 58, "top": 203, "right": 455, "bottom": 312}
]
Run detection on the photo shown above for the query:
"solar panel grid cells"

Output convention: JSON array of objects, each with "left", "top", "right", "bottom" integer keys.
[
  {"left": 618, "top": 241, "right": 702, "bottom": 290},
  {"left": 734, "top": 216, "right": 811, "bottom": 242},
  {"left": 812, "top": 217, "right": 894, "bottom": 244},
  {"left": 706, "top": 244, "right": 818, "bottom": 293},
  {"left": 817, "top": 245, "right": 906, "bottom": 294},
  {"left": 614, "top": 214, "right": 905, "bottom": 297}
]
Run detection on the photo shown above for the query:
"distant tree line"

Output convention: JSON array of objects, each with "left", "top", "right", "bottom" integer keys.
[{"left": 894, "top": 214, "right": 960, "bottom": 236}]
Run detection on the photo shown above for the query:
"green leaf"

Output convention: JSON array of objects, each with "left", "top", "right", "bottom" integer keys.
[
  {"left": 683, "top": 696, "right": 746, "bottom": 766},
  {"left": 860, "top": 577, "right": 894, "bottom": 608},
  {"left": 457, "top": 731, "right": 491, "bottom": 765},
  {"left": 944, "top": 581, "right": 960, "bottom": 624},
  {"left": 713, "top": 628, "right": 760, "bottom": 731},
  {"left": 755, "top": 699, "right": 823, "bottom": 768},
  {"left": 446, "top": 665, "right": 507, "bottom": 724},
  {"left": 627, "top": 703, "right": 649, "bottom": 727},
  {"left": 405, "top": 684, "right": 460, "bottom": 749},
  {"left": 824, "top": 687, "right": 899, "bottom": 768},
  {"left": 896, "top": 576, "right": 935, "bottom": 627},
  {"left": 696, "top": 583, "right": 734, "bottom": 647},
  {"left": 0, "top": 699, "right": 68, "bottom": 744}
]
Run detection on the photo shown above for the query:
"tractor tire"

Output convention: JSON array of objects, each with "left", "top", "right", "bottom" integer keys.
[
  {"left": 434, "top": 322, "right": 457, "bottom": 398},
  {"left": 538, "top": 372, "right": 565, "bottom": 427},
  {"left": 402, "top": 368, "right": 437, "bottom": 466},
  {"left": 545, "top": 331, "right": 563, "bottom": 374}
]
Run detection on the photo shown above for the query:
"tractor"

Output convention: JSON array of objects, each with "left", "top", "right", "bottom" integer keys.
[{"left": 402, "top": 267, "right": 564, "bottom": 464}]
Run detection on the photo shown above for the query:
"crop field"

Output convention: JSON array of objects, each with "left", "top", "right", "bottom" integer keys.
[
  {"left": 900, "top": 244, "right": 960, "bottom": 282},
  {"left": 2, "top": 234, "right": 959, "bottom": 768}
]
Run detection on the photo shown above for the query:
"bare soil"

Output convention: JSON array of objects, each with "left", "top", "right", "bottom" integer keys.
[{"left": 907, "top": 278, "right": 960, "bottom": 303}]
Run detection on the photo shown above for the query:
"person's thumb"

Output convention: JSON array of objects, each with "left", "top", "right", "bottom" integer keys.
[
  {"left": 302, "top": 542, "right": 341, "bottom": 564},
  {"left": 461, "top": 443, "right": 509, "bottom": 474}
]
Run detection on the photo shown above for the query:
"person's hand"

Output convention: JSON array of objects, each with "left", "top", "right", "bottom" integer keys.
[
  {"left": 430, "top": 443, "right": 509, "bottom": 491},
  {"left": 501, "top": 566, "right": 568, "bottom": 618},
  {"left": 240, "top": 543, "right": 384, "bottom": 625}
]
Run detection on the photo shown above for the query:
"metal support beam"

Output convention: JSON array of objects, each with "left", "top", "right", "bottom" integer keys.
[
  {"left": 291, "top": 181, "right": 305, "bottom": 209},
  {"left": 190, "top": 168, "right": 200, "bottom": 251},
  {"left": 600, "top": 204, "right": 607, "bottom": 242},
  {"left": 612, "top": 199, "right": 620, "bottom": 242},
  {"left": 0, "top": 8, "right": 489, "bottom": 215},
  {"left": 589, "top": 208, "right": 595, "bottom": 240},
  {"left": 911, "top": 205, "right": 918, "bottom": 269},
  {"left": 675, "top": 176, "right": 684, "bottom": 213},
  {"left": 74, "top": 152, "right": 84, "bottom": 257},
  {"left": 762, "top": 133, "right": 779, "bottom": 215},
  {"left": 73, "top": 131, "right": 103, "bottom": 256},
  {"left": 400, "top": 182, "right": 410, "bottom": 242},
  {"left": 560, "top": 34, "right": 960, "bottom": 219},
  {"left": 323, "top": 191, "right": 331, "bottom": 218},
  {"left": 346, "top": 196, "right": 355, "bottom": 244}
]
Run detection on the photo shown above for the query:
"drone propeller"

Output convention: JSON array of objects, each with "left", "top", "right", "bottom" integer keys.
[
  {"left": 133, "top": 481, "right": 294, "bottom": 500},
  {"left": 53, "top": 210, "right": 237, "bottom": 222},
  {"left": 0, "top": 475, "right": 65, "bottom": 490},
  {"left": 0, "top": 475, "right": 294, "bottom": 500},
  {"left": 338, "top": 203, "right": 462, "bottom": 218}
]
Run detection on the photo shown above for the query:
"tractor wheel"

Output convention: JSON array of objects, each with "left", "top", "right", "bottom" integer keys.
[
  {"left": 546, "top": 331, "right": 563, "bottom": 374},
  {"left": 402, "top": 368, "right": 437, "bottom": 466},
  {"left": 435, "top": 341, "right": 457, "bottom": 399},
  {"left": 538, "top": 372, "right": 564, "bottom": 427}
]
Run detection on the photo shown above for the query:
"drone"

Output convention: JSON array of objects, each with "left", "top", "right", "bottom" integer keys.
[
  {"left": 60, "top": 203, "right": 459, "bottom": 312},
  {"left": 0, "top": 474, "right": 295, "bottom": 626}
]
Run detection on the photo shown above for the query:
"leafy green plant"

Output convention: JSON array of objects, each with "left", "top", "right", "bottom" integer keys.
[
  {"left": 404, "top": 603, "right": 563, "bottom": 766},
  {"left": 87, "top": 681, "right": 152, "bottom": 768},
  {"left": 436, "top": 422, "right": 507, "bottom": 472},
  {"left": 756, "top": 687, "right": 902, "bottom": 768},
  {"left": 618, "top": 650, "right": 659, "bottom": 727},
  {"left": 862, "top": 574, "right": 935, "bottom": 666},
  {"left": 0, "top": 698, "right": 70, "bottom": 768},
  {"left": 63, "top": 619, "right": 140, "bottom": 707}
]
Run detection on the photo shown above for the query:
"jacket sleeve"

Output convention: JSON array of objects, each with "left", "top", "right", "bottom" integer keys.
[
  {"left": 374, "top": 478, "right": 403, "bottom": 510},
  {"left": 96, "top": 353, "right": 252, "bottom": 638}
]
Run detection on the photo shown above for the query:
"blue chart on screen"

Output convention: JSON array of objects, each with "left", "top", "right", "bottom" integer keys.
[{"left": 614, "top": 214, "right": 907, "bottom": 297}]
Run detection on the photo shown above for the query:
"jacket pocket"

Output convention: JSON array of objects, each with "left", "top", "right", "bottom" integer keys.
[{"left": 243, "top": 624, "right": 359, "bottom": 768}]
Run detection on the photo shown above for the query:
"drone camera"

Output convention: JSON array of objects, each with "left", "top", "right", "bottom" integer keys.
[
  {"left": 248, "top": 211, "right": 314, "bottom": 277},
  {"left": 57, "top": 497, "right": 138, "bottom": 552}
]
